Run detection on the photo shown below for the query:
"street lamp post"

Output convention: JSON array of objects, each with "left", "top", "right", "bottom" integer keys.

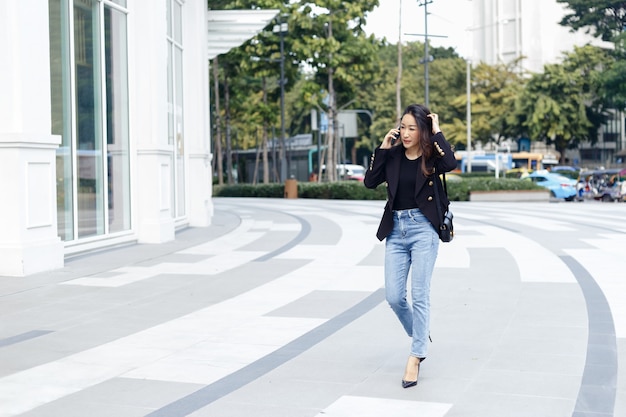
[
  {"left": 465, "top": 19, "right": 515, "bottom": 174},
  {"left": 409, "top": 1, "right": 445, "bottom": 109},
  {"left": 418, "top": 0, "right": 433, "bottom": 107}
]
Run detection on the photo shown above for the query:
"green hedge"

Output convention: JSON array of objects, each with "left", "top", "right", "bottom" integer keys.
[
  {"left": 213, "top": 177, "right": 543, "bottom": 201},
  {"left": 447, "top": 177, "right": 543, "bottom": 201}
]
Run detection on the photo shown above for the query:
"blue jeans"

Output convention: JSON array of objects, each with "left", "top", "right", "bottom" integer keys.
[{"left": 385, "top": 208, "right": 439, "bottom": 358}]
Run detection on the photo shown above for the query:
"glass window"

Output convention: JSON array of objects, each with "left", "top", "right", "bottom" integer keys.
[
  {"left": 74, "top": 0, "right": 105, "bottom": 238},
  {"left": 49, "top": 0, "right": 74, "bottom": 241},
  {"left": 167, "top": 0, "right": 185, "bottom": 218},
  {"left": 167, "top": 46, "right": 174, "bottom": 145},
  {"left": 500, "top": 0, "right": 517, "bottom": 16},
  {"left": 173, "top": 1, "right": 182, "bottom": 43},
  {"left": 49, "top": 0, "right": 130, "bottom": 241},
  {"left": 166, "top": 0, "right": 172, "bottom": 38},
  {"left": 175, "top": 46, "right": 185, "bottom": 215},
  {"left": 104, "top": 5, "right": 131, "bottom": 233}
]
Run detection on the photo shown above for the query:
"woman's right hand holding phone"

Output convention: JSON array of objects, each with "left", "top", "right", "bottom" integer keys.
[{"left": 381, "top": 128, "right": 400, "bottom": 149}]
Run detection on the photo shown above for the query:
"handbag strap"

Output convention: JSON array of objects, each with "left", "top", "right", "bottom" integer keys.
[{"left": 432, "top": 166, "right": 447, "bottom": 225}]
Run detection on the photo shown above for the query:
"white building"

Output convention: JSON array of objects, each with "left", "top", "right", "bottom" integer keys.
[
  {"left": 470, "top": 0, "right": 625, "bottom": 167},
  {"left": 469, "top": 0, "right": 611, "bottom": 73},
  {"left": 0, "top": 0, "right": 276, "bottom": 276}
]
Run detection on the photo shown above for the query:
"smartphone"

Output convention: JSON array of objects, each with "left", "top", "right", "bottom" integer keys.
[{"left": 391, "top": 126, "right": 400, "bottom": 145}]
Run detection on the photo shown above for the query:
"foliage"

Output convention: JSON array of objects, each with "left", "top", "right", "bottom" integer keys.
[
  {"left": 557, "top": 0, "right": 626, "bottom": 42},
  {"left": 299, "top": 181, "right": 387, "bottom": 199},
  {"left": 557, "top": 0, "right": 626, "bottom": 109},
  {"left": 210, "top": 0, "right": 306, "bottom": 185},
  {"left": 292, "top": 0, "right": 381, "bottom": 97},
  {"left": 213, "top": 183, "right": 284, "bottom": 197},
  {"left": 366, "top": 42, "right": 468, "bottom": 150},
  {"left": 213, "top": 0, "right": 384, "bottom": 182},
  {"left": 552, "top": 169, "right": 581, "bottom": 180},
  {"left": 599, "top": 32, "right": 626, "bottom": 109},
  {"left": 445, "top": 59, "right": 526, "bottom": 149},
  {"left": 290, "top": 0, "right": 382, "bottom": 179},
  {"left": 361, "top": 43, "right": 526, "bottom": 153},
  {"left": 508, "top": 45, "right": 612, "bottom": 162},
  {"left": 210, "top": 0, "right": 625, "bottom": 181},
  {"left": 213, "top": 176, "right": 543, "bottom": 201}
]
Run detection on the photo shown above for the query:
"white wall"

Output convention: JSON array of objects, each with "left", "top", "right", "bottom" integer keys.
[
  {"left": 0, "top": 0, "right": 64, "bottom": 276},
  {"left": 129, "top": 0, "right": 213, "bottom": 243},
  {"left": 0, "top": 0, "right": 214, "bottom": 275},
  {"left": 129, "top": 0, "right": 176, "bottom": 243},
  {"left": 183, "top": 0, "right": 213, "bottom": 227}
]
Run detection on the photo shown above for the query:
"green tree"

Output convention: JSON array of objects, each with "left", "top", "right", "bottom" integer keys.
[
  {"left": 210, "top": 1, "right": 302, "bottom": 184},
  {"left": 209, "top": 1, "right": 469, "bottom": 182},
  {"left": 558, "top": 0, "right": 626, "bottom": 109},
  {"left": 509, "top": 46, "right": 611, "bottom": 163},
  {"left": 211, "top": 0, "right": 382, "bottom": 183},
  {"left": 237, "top": 9, "right": 303, "bottom": 184},
  {"left": 291, "top": 0, "right": 380, "bottom": 181},
  {"left": 557, "top": 0, "right": 626, "bottom": 42},
  {"left": 445, "top": 60, "right": 525, "bottom": 148},
  {"left": 600, "top": 32, "right": 626, "bottom": 108},
  {"left": 401, "top": 44, "right": 465, "bottom": 129},
  {"left": 365, "top": 42, "right": 466, "bottom": 152}
]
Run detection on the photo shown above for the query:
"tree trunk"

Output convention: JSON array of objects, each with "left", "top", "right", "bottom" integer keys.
[
  {"left": 252, "top": 129, "right": 260, "bottom": 184},
  {"left": 224, "top": 76, "right": 233, "bottom": 184},
  {"left": 262, "top": 77, "right": 270, "bottom": 183},
  {"left": 327, "top": 20, "right": 337, "bottom": 182},
  {"left": 212, "top": 57, "right": 224, "bottom": 185},
  {"left": 555, "top": 135, "right": 568, "bottom": 165}
]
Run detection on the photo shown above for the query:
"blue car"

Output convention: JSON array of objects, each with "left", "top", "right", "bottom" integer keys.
[{"left": 521, "top": 171, "right": 577, "bottom": 201}]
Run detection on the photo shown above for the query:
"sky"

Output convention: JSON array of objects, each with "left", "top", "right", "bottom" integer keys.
[{"left": 363, "top": 0, "right": 474, "bottom": 57}]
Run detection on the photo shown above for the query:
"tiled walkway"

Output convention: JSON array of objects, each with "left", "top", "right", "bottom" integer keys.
[{"left": 0, "top": 198, "right": 624, "bottom": 417}]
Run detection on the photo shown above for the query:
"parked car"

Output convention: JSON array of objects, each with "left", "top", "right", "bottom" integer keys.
[
  {"left": 321, "top": 164, "right": 366, "bottom": 181},
  {"left": 520, "top": 170, "right": 577, "bottom": 201},
  {"left": 551, "top": 165, "right": 580, "bottom": 180}
]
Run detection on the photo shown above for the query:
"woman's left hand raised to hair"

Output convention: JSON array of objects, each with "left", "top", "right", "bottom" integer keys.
[{"left": 427, "top": 113, "right": 441, "bottom": 135}]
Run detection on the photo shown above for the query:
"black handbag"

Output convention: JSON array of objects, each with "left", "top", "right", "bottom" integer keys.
[{"left": 433, "top": 170, "right": 454, "bottom": 242}]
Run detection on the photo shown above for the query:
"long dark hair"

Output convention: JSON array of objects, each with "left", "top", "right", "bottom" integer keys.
[{"left": 402, "top": 104, "right": 434, "bottom": 176}]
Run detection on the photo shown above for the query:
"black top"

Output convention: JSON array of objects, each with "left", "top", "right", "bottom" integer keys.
[
  {"left": 364, "top": 132, "right": 458, "bottom": 241},
  {"left": 393, "top": 154, "right": 421, "bottom": 210}
]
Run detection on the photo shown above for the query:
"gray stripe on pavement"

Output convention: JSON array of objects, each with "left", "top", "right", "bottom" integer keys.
[
  {"left": 146, "top": 288, "right": 385, "bottom": 417},
  {"left": 253, "top": 214, "right": 311, "bottom": 262},
  {"left": 0, "top": 330, "right": 54, "bottom": 348},
  {"left": 562, "top": 255, "right": 617, "bottom": 417}
]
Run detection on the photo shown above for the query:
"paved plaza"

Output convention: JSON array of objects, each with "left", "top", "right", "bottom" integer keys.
[{"left": 0, "top": 198, "right": 625, "bottom": 417}]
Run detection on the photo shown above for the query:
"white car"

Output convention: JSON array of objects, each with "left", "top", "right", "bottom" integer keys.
[{"left": 321, "top": 164, "right": 365, "bottom": 181}]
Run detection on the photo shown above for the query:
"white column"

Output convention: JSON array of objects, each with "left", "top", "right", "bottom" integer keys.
[
  {"left": 0, "top": 0, "right": 64, "bottom": 276},
  {"left": 129, "top": 0, "right": 175, "bottom": 243},
  {"left": 183, "top": 0, "right": 213, "bottom": 227}
]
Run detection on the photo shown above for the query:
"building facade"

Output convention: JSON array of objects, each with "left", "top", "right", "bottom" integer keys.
[
  {"left": 0, "top": 0, "right": 275, "bottom": 276},
  {"left": 470, "top": 0, "right": 625, "bottom": 168},
  {"left": 469, "top": 0, "right": 612, "bottom": 73}
]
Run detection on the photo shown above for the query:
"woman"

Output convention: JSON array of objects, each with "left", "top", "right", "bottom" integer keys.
[{"left": 364, "top": 104, "right": 457, "bottom": 388}]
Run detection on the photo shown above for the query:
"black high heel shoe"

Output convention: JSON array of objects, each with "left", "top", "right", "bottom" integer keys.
[
  {"left": 401, "top": 378, "right": 417, "bottom": 389},
  {"left": 401, "top": 357, "right": 425, "bottom": 388}
]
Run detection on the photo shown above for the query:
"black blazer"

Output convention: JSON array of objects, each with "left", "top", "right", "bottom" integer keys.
[{"left": 364, "top": 132, "right": 457, "bottom": 241}]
